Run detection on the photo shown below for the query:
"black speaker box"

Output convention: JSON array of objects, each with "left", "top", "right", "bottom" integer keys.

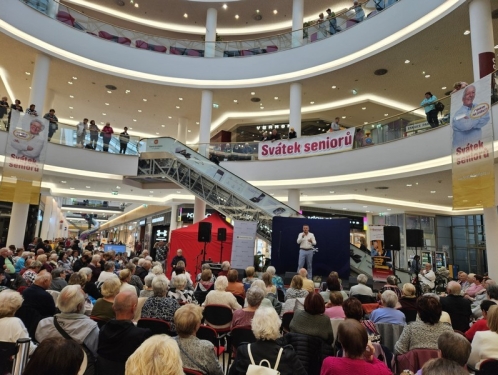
[
  {"left": 406, "top": 229, "right": 424, "bottom": 248},
  {"left": 198, "top": 222, "right": 212, "bottom": 242},
  {"left": 283, "top": 272, "right": 299, "bottom": 286},
  {"left": 384, "top": 226, "right": 401, "bottom": 251},
  {"left": 217, "top": 228, "right": 227, "bottom": 242}
]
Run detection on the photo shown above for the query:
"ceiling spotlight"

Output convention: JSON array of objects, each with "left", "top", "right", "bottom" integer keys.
[
  {"left": 69, "top": 95, "right": 74, "bottom": 98},
  {"left": 362, "top": 107, "right": 366, "bottom": 110},
  {"left": 133, "top": 119, "right": 137, "bottom": 122},
  {"left": 161, "top": 125, "right": 165, "bottom": 127},
  {"left": 431, "top": 190, "right": 436, "bottom": 193},
  {"left": 155, "top": 132, "right": 159, "bottom": 135},
  {"left": 274, "top": 96, "right": 278, "bottom": 100},
  {"left": 448, "top": 195, "right": 453, "bottom": 198},
  {"left": 86, "top": 186, "right": 91, "bottom": 188},
  {"left": 329, "top": 191, "right": 335, "bottom": 194},
  {"left": 184, "top": 13, "right": 188, "bottom": 18},
  {"left": 188, "top": 130, "right": 191, "bottom": 132},
  {"left": 233, "top": 99, "right": 238, "bottom": 103},
  {"left": 342, "top": 116, "right": 346, "bottom": 119},
  {"left": 69, "top": 106, "right": 73, "bottom": 109},
  {"left": 256, "top": 9, "right": 260, "bottom": 13},
  {"left": 251, "top": 92, "right": 255, "bottom": 95},
  {"left": 406, "top": 184, "right": 412, "bottom": 187},
  {"left": 331, "top": 86, "right": 337, "bottom": 89},
  {"left": 364, "top": 122, "right": 368, "bottom": 124},
  {"left": 138, "top": 109, "right": 142, "bottom": 112},
  {"left": 384, "top": 113, "right": 389, "bottom": 116},
  {"left": 61, "top": 180, "right": 67, "bottom": 183},
  {"left": 143, "top": 98, "right": 147, "bottom": 102},
  {"left": 222, "top": 4, "right": 227, "bottom": 10},
  {"left": 107, "top": 90, "right": 112, "bottom": 93},
  {"left": 235, "top": 14, "right": 239, "bottom": 19},
  {"left": 179, "top": 98, "right": 183, "bottom": 101},
  {"left": 72, "top": 76, "right": 77, "bottom": 80},
  {"left": 129, "top": 127, "right": 133, "bottom": 130},
  {"left": 196, "top": 122, "right": 199, "bottom": 125},
  {"left": 260, "top": 107, "right": 264, "bottom": 109},
  {"left": 125, "top": 90, "right": 131, "bottom": 93},
  {"left": 134, "top": 3, "right": 138, "bottom": 7},
  {"left": 69, "top": 116, "right": 73, "bottom": 119},
  {"left": 273, "top": 9, "right": 278, "bottom": 14},
  {"left": 25, "top": 72, "right": 30, "bottom": 75},
  {"left": 116, "top": 186, "right": 121, "bottom": 189},
  {"left": 463, "top": 30, "right": 470, "bottom": 35},
  {"left": 310, "top": 101, "right": 315, "bottom": 104},
  {"left": 425, "top": 74, "right": 431, "bottom": 78},
  {"left": 68, "top": 81, "right": 73, "bottom": 85},
  {"left": 352, "top": 89, "right": 358, "bottom": 95},
  {"left": 69, "top": 187, "right": 75, "bottom": 190},
  {"left": 442, "top": 86, "right": 447, "bottom": 89},
  {"left": 102, "top": 113, "right": 106, "bottom": 115},
  {"left": 168, "top": 116, "right": 172, "bottom": 119},
  {"left": 387, "top": 209, "right": 392, "bottom": 211},
  {"left": 105, "top": 103, "right": 109, "bottom": 105},
  {"left": 176, "top": 106, "right": 180, "bottom": 109},
  {"left": 404, "top": 60, "right": 410, "bottom": 64}
]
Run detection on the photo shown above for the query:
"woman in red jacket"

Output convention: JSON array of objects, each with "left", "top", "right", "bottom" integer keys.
[{"left": 101, "top": 122, "right": 114, "bottom": 152}]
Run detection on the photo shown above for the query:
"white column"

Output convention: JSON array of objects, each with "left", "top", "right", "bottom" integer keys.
[
  {"left": 205, "top": 8, "right": 218, "bottom": 58},
  {"left": 47, "top": 199, "right": 58, "bottom": 240},
  {"left": 28, "top": 53, "right": 51, "bottom": 111},
  {"left": 365, "top": 212, "right": 373, "bottom": 249},
  {"left": 177, "top": 118, "right": 188, "bottom": 144},
  {"left": 484, "top": 207, "right": 498, "bottom": 280},
  {"left": 44, "top": 89, "right": 55, "bottom": 112},
  {"left": 193, "top": 198, "right": 206, "bottom": 223},
  {"left": 170, "top": 204, "right": 178, "bottom": 231},
  {"left": 288, "top": 189, "right": 300, "bottom": 211},
  {"left": 40, "top": 197, "right": 53, "bottom": 240},
  {"left": 469, "top": 0, "right": 495, "bottom": 80},
  {"left": 198, "top": 90, "right": 213, "bottom": 157},
  {"left": 7, "top": 203, "right": 29, "bottom": 248},
  {"left": 289, "top": 83, "right": 302, "bottom": 137},
  {"left": 292, "top": 0, "right": 304, "bottom": 48},
  {"left": 47, "top": 0, "right": 60, "bottom": 19}
]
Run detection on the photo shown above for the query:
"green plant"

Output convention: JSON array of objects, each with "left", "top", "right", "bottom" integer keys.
[{"left": 201, "top": 33, "right": 223, "bottom": 42}]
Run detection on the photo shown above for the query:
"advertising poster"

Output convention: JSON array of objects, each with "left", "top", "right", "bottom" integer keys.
[
  {"left": 257, "top": 128, "right": 354, "bottom": 160},
  {"left": 230, "top": 220, "right": 258, "bottom": 269},
  {"left": 0, "top": 111, "right": 49, "bottom": 204},
  {"left": 369, "top": 225, "right": 393, "bottom": 282},
  {"left": 451, "top": 74, "right": 495, "bottom": 209},
  {"left": 143, "top": 137, "right": 296, "bottom": 218}
]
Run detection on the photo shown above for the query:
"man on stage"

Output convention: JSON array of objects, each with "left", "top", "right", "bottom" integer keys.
[{"left": 297, "top": 225, "right": 316, "bottom": 279}]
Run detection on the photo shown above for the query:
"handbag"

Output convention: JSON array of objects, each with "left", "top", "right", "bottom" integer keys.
[
  {"left": 99, "top": 131, "right": 104, "bottom": 137},
  {"left": 246, "top": 344, "right": 283, "bottom": 375}
]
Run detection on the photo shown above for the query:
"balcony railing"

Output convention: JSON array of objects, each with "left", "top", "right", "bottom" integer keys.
[{"left": 21, "top": 0, "right": 400, "bottom": 58}]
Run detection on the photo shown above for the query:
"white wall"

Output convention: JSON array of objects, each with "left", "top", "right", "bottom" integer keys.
[{"left": 0, "top": 0, "right": 455, "bottom": 88}]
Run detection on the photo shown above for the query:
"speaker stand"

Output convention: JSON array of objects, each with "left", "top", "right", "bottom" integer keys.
[
  {"left": 196, "top": 242, "right": 209, "bottom": 277},
  {"left": 219, "top": 241, "right": 224, "bottom": 264}
]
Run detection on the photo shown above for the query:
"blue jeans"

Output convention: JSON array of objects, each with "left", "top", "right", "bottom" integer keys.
[{"left": 297, "top": 249, "right": 313, "bottom": 279}]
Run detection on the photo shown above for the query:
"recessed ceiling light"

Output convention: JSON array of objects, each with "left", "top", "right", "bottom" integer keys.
[
  {"left": 61, "top": 180, "right": 67, "bottom": 184},
  {"left": 235, "top": 14, "right": 239, "bottom": 19},
  {"left": 102, "top": 113, "right": 106, "bottom": 115},
  {"left": 25, "top": 72, "right": 30, "bottom": 75},
  {"left": 125, "top": 90, "right": 130, "bottom": 93},
  {"left": 404, "top": 60, "right": 410, "bottom": 64},
  {"left": 259, "top": 103, "right": 263, "bottom": 106},
  {"left": 251, "top": 92, "right": 255, "bottom": 95},
  {"left": 448, "top": 195, "right": 453, "bottom": 198},
  {"left": 384, "top": 113, "right": 389, "bottom": 116},
  {"left": 196, "top": 121, "right": 199, "bottom": 124},
  {"left": 329, "top": 191, "right": 335, "bottom": 194},
  {"left": 69, "top": 95, "right": 74, "bottom": 98},
  {"left": 134, "top": 3, "right": 139, "bottom": 7},
  {"left": 362, "top": 107, "right": 366, "bottom": 110},
  {"left": 184, "top": 13, "right": 188, "bottom": 18},
  {"left": 179, "top": 98, "right": 183, "bottom": 101},
  {"left": 176, "top": 190, "right": 181, "bottom": 193},
  {"left": 274, "top": 97, "right": 278, "bottom": 100},
  {"left": 233, "top": 99, "right": 238, "bottom": 103},
  {"left": 188, "top": 130, "right": 191, "bottom": 132},
  {"left": 260, "top": 107, "right": 264, "bottom": 109},
  {"left": 29, "top": 87, "right": 31, "bottom": 89},
  {"left": 331, "top": 86, "right": 337, "bottom": 89},
  {"left": 72, "top": 76, "right": 77, "bottom": 80},
  {"left": 70, "top": 187, "right": 75, "bottom": 190},
  {"left": 176, "top": 106, "right": 180, "bottom": 109},
  {"left": 143, "top": 98, "right": 147, "bottom": 102},
  {"left": 161, "top": 125, "right": 165, "bottom": 127},
  {"left": 86, "top": 186, "right": 91, "bottom": 188},
  {"left": 364, "top": 122, "right": 368, "bottom": 124},
  {"left": 342, "top": 116, "right": 346, "bottom": 119},
  {"left": 273, "top": 9, "right": 278, "bottom": 14},
  {"left": 107, "top": 90, "right": 112, "bottom": 93},
  {"left": 430, "top": 190, "right": 436, "bottom": 193},
  {"left": 256, "top": 9, "right": 259, "bottom": 13},
  {"left": 116, "top": 186, "right": 121, "bottom": 189},
  {"left": 68, "top": 81, "right": 73, "bottom": 85},
  {"left": 464, "top": 30, "right": 470, "bottom": 35},
  {"left": 425, "top": 74, "right": 431, "bottom": 78},
  {"left": 69, "top": 116, "right": 74, "bottom": 119},
  {"left": 155, "top": 132, "right": 159, "bottom": 135},
  {"left": 168, "top": 116, "right": 172, "bottom": 119},
  {"left": 310, "top": 101, "right": 315, "bottom": 104},
  {"left": 105, "top": 103, "right": 109, "bottom": 105},
  {"left": 406, "top": 184, "right": 412, "bottom": 187},
  {"left": 442, "top": 86, "right": 447, "bottom": 89},
  {"left": 138, "top": 109, "right": 142, "bottom": 112},
  {"left": 387, "top": 209, "right": 392, "bottom": 211},
  {"left": 222, "top": 4, "right": 227, "bottom": 9},
  {"left": 69, "top": 106, "right": 73, "bottom": 109},
  {"left": 133, "top": 119, "right": 137, "bottom": 122}
]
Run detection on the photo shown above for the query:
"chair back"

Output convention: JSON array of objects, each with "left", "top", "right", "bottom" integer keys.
[
  {"left": 137, "top": 318, "right": 172, "bottom": 335},
  {"left": 133, "top": 297, "right": 147, "bottom": 322},
  {"left": 90, "top": 316, "right": 108, "bottom": 329},
  {"left": 196, "top": 325, "right": 219, "bottom": 347},
  {"left": 375, "top": 323, "right": 404, "bottom": 354},
  {"left": 330, "top": 319, "right": 344, "bottom": 347},
  {"left": 230, "top": 326, "right": 256, "bottom": 349},
  {"left": 362, "top": 303, "right": 380, "bottom": 315},
  {"left": 233, "top": 294, "right": 245, "bottom": 307},
  {"left": 477, "top": 359, "right": 498, "bottom": 375},
  {"left": 395, "top": 349, "right": 440, "bottom": 374},
  {"left": 281, "top": 311, "right": 294, "bottom": 333},
  {"left": 0, "top": 342, "right": 18, "bottom": 375},
  {"left": 46, "top": 290, "right": 60, "bottom": 305},
  {"left": 203, "top": 305, "right": 233, "bottom": 327},
  {"left": 355, "top": 294, "right": 377, "bottom": 304},
  {"left": 399, "top": 308, "right": 417, "bottom": 323},
  {"left": 277, "top": 288, "right": 285, "bottom": 302},
  {"left": 183, "top": 368, "right": 204, "bottom": 375}
]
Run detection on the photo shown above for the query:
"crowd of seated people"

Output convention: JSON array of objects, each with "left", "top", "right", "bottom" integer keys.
[{"left": 2, "top": 240, "right": 498, "bottom": 375}]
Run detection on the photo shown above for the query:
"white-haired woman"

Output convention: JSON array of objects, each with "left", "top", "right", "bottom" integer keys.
[
  {"left": 218, "top": 261, "right": 230, "bottom": 277},
  {"left": 369, "top": 290, "right": 406, "bottom": 325},
  {"left": 0, "top": 290, "right": 37, "bottom": 354},
  {"left": 228, "top": 308, "right": 307, "bottom": 375},
  {"left": 125, "top": 335, "right": 183, "bottom": 375},
  {"left": 141, "top": 276, "right": 180, "bottom": 333},
  {"left": 140, "top": 273, "right": 155, "bottom": 298},
  {"left": 231, "top": 286, "right": 265, "bottom": 329},
  {"left": 203, "top": 276, "right": 241, "bottom": 328},
  {"left": 266, "top": 266, "right": 284, "bottom": 292},
  {"left": 79, "top": 267, "right": 102, "bottom": 300},
  {"left": 168, "top": 274, "right": 197, "bottom": 304}
]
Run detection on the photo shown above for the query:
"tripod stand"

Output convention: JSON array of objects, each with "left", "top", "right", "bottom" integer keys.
[{"left": 195, "top": 241, "right": 209, "bottom": 276}]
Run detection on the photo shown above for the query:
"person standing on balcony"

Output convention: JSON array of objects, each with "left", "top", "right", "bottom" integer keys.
[
  {"left": 326, "top": 9, "right": 341, "bottom": 35},
  {"left": 43, "top": 109, "right": 58, "bottom": 142},
  {"left": 101, "top": 122, "right": 114, "bottom": 152},
  {"left": 330, "top": 117, "right": 341, "bottom": 132},
  {"left": 119, "top": 127, "right": 130, "bottom": 154},
  {"left": 26, "top": 104, "right": 38, "bottom": 117},
  {"left": 269, "top": 129, "right": 281, "bottom": 142},
  {"left": 8, "top": 99, "right": 23, "bottom": 131},
  {"left": 421, "top": 92, "right": 439, "bottom": 128},
  {"left": 76, "top": 118, "right": 88, "bottom": 147},
  {"left": 88, "top": 120, "right": 99, "bottom": 149},
  {"left": 288, "top": 127, "right": 297, "bottom": 139},
  {"left": 351, "top": 1, "right": 365, "bottom": 22},
  {"left": 0, "top": 96, "right": 9, "bottom": 121}
]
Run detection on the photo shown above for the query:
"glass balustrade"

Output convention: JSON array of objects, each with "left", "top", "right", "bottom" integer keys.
[{"left": 20, "top": 0, "right": 401, "bottom": 58}]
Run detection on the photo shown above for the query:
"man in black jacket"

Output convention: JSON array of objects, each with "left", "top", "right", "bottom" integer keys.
[
  {"left": 135, "top": 260, "right": 151, "bottom": 283},
  {"left": 73, "top": 253, "right": 90, "bottom": 273},
  {"left": 440, "top": 281, "right": 472, "bottom": 332},
  {"left": 97, "top": 291, "right": 152, "bottom": 375}
]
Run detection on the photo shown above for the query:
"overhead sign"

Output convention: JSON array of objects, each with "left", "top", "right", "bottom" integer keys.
[
  {"left": 258, "top": 129, "right": 354, "bottom": 160},
  {"left": 139, "top": 219, "right": 146, "bottom": 226}
]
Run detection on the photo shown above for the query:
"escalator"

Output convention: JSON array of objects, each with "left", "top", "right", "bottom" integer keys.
[
  {"left": 350, "top": 243, "right": 412, "bottom": 284},
  {"left": 134, "top": 137, "right": 301, "bottom": 241}
]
